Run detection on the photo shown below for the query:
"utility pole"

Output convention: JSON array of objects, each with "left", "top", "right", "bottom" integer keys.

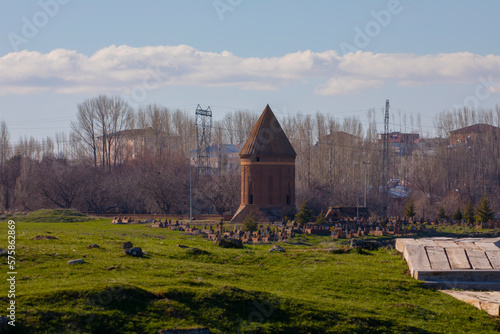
[
  {"left": 189, "top": 158, "right": 193, "bottom": 224},
  {"left": 456, "top": 188, "right": 463, "bottom": 214},
  {"left": 381, "top": 99, "right": 390, "bottom": 219},
  {"left": 363, "top": 161, "right": 370, "bottom": 207},
  {"left": 195, "top": 105, "right": 212, "bottom": 177},
  {"left": 356, "top": 194, "right": 359, "bottom": 222}
]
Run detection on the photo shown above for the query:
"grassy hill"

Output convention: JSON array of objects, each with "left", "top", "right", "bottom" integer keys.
[
  {"left": 1, "top": 213, "right": 499, "bottom": 333},
  {"left": 9, "top": 209, "right": 92, "bottom": 223}
]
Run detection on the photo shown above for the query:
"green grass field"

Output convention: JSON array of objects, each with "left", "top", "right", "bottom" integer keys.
[{"left": 1, "top": 210, "right": 499, "bottom": 333}]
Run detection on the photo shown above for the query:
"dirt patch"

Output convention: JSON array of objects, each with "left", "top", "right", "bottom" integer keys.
[{"left": 33, "top": 235, "right": 58, "bottom": 240}]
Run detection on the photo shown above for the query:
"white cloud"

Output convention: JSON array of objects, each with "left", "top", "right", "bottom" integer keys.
[
  {"left": 0, "top": 45, "right": 500, "bottom": 96},
  {"left": 315, "top": 77, "right": 384, "bottom": 95},
  {"left": 338, "top": 51, "right": 500, "bottom": 82}
]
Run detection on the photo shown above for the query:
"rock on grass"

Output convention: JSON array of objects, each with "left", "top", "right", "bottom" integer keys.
[
  {"left": 215, "top": 238, "right": 243, "bottom": 249},
  {"left": 350, "top": 239, "right": 381, "bottom": 250},
  {"left": 124, "top": 247, "right": 143, "bottom": 257},
  {"left": 121, "top": 241, "right": 133, "bottom": 249},
  {"left": 269, "top": 245, "right": 285, "bottom": 253}
]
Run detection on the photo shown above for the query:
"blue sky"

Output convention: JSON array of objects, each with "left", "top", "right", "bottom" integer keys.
[{"left": 1, "top": 0, "right": 500, "bottom": 141}]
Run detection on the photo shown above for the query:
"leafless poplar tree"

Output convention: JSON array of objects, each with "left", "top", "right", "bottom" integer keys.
[
  {"left": 71, "top": 98, "right": 98, "bottom": 166},
  {"left": 0, "top": 121, "right": 10, "bottom": 166}
]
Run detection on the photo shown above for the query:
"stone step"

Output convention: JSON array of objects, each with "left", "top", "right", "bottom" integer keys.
[
  {"left": 424, "top": 281, "right": 500, "bottom": 291},
  {"left": 416, "top": 269, "right": 500, "bottom": 283}
]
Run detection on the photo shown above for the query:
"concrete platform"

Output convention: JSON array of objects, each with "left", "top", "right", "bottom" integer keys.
[
  {"left": 441, "top": 290, "right": 500, "bottom": 317},
  {"left": 397, "top": 237, "right": 500, "bottom": 316},
  {"left": 397, "top": 237, "right": 500, "bottom": 289}
]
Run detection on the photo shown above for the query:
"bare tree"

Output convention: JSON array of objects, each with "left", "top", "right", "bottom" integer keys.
[
  {"left": 108, "top": 97, "right": 133, "bottom": 167},
  {"left": 72, "top": 95, "right": 132, "bottom": 169},
  {"left": 222, "top": 113, "right": 235, "bottom": 145},
  {"left": 71, "top": 99, "right": 98, "bottom": 166},
  {"left": 6, "top": 97, "right": 500, "bottom": 219},
  {"left": 80, "top": 168, "right": 118, "bottom": 214},
  {"left": 0, "top": 121, "right": 10, "bottom": 166},
  {"left": 92, "top": 95, "right": 113, "bottom": 169},
  {"left": 142, "top": 104, "right": 171, "bottom": 156},
  {"left": 15, "top": 158, "right": 43, "bottom": 211},
  {"left": 37, "top": 158, "right": 88, "bottom": 209},
  {"left": 197, "top": 174, "right": 240, "bottom": 215},
  {"left": 171, "top": 109, "right": 196, "bottom": 154},
  {"left": 0, "top": 123, "right": 17, "bottom": 211},
  {"left": 141, "top": 154, "right": 189, "bottom": 213}
]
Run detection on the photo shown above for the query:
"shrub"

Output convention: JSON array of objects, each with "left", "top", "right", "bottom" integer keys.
[
  {"left": 452, "top": 207, "right": 463, "bottom": 221},
  {"left": 242, "top": 214, "right": 258, "bottom": 232},
  {"left": 295, "top": 200, "right": 313, "bottom": 226},
  {"left": 315, "top": 210, "right": 326, "bottom": 225},
  {"left": 464, "top": 201, "right": 475, "bottom": 224},
  {"left": 404, "top": 198, "right": 416, "bottom": 218},
  {"left": 475, "top": 194, "right": 494, "bottom": 223},
  {"left": 437, "top": 206, "right": 446, "bottom": 219}
]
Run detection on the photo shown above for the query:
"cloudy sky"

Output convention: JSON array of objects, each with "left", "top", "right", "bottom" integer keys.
[{"left": 1, "top": 0, "right": 500, "bottom": 140}]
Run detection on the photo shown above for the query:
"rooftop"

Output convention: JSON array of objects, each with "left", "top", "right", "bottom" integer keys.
[
  {"left": 189, "top": 144, "right": 240, "bottom": 154},
  {"left": 239, "top": 105, "right": 296, "bottom": 157},
  {"left": 450, "top": 123, "right": 500, "bottom": 135}
]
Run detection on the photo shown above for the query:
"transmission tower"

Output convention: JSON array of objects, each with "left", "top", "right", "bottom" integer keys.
[
  {"left": 381, "top": 99, "right": 390, "bottom": 219},
  {"left": 195, "top": 104, "right": 212, "bottom": 176}
]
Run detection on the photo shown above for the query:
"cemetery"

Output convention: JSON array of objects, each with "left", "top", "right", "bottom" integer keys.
[{"left": 2, "top": 209, "right": 500, "bottom": 333}]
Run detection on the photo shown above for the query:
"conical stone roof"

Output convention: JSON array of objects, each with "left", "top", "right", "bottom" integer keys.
[{"left": 240, "top": 105, "right": 296, "bottom": 157}]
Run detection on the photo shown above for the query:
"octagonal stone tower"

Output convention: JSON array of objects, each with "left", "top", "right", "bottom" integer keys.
[{"left": 231, "top": 105, "right": 296, "bottom": 223}]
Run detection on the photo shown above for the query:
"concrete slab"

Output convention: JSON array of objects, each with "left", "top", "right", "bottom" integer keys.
[
  {"left": 442, "top": 290, "right": 500, "bottom": 317},
  {"left": 426, "top": 246, "right": 451, "bottom": 270},
  {"left": 475, "top": 242, "right": 500, "bottom": 252},
  {"left": 396, "top": 237, "right": 500, "bottom": 291},
  {"left": 403, "top": 244, "right": 431, "bottom": 275},
  {"left": 445, "top": 248, "right": 471, "bottom": 269},
  {"left": 456, "top": 241, "right": 482, "bottom": 250},
  {"left": 487, "top": 251, "right": 500, "bottom": 269},
  {"left": 477, "top": 237, "right": 500, "bottom": 243},
  {"left": 395, "top": 238, "right": 420, "bottom": 253},
  {"left": 434, "top": 240, "right": 461, "bottom": 248},
  {"left": 416, "top": 239, "right": 439, "bottom": 247},
  {"left": 467, "top": 249, "right": 493, "bottom": 269}
]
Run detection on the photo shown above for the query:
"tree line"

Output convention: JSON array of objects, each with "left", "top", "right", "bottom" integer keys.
[{"left": 1, "top": 95, "right": 499, "bottom": 220}]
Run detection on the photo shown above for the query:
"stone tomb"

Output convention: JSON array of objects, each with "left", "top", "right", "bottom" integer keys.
[{"left": 396, "top": 237, "right": 500, "bottom": 316}]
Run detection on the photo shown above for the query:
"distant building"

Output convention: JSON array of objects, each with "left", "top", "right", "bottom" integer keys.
[
  {"left": 231, "top": 105, "right": 297, "bottom": 223},
  {"left": 449, "top": 123, "right": 500, "bottom": 146},
  {"left": 388, "top": 185, "right": 410, "bottom": 199},
  {"left": 379, "top": 132, "right": 420, "bottom": 156},
  {"left": 316, "top": 131, "right": 361, "bottom": 146},
  {"left": 189, "top": 144, "right": 241, "bottom": 175},
  {"left": 98, "top": 128, "right": 181, "bottom": 162}
]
